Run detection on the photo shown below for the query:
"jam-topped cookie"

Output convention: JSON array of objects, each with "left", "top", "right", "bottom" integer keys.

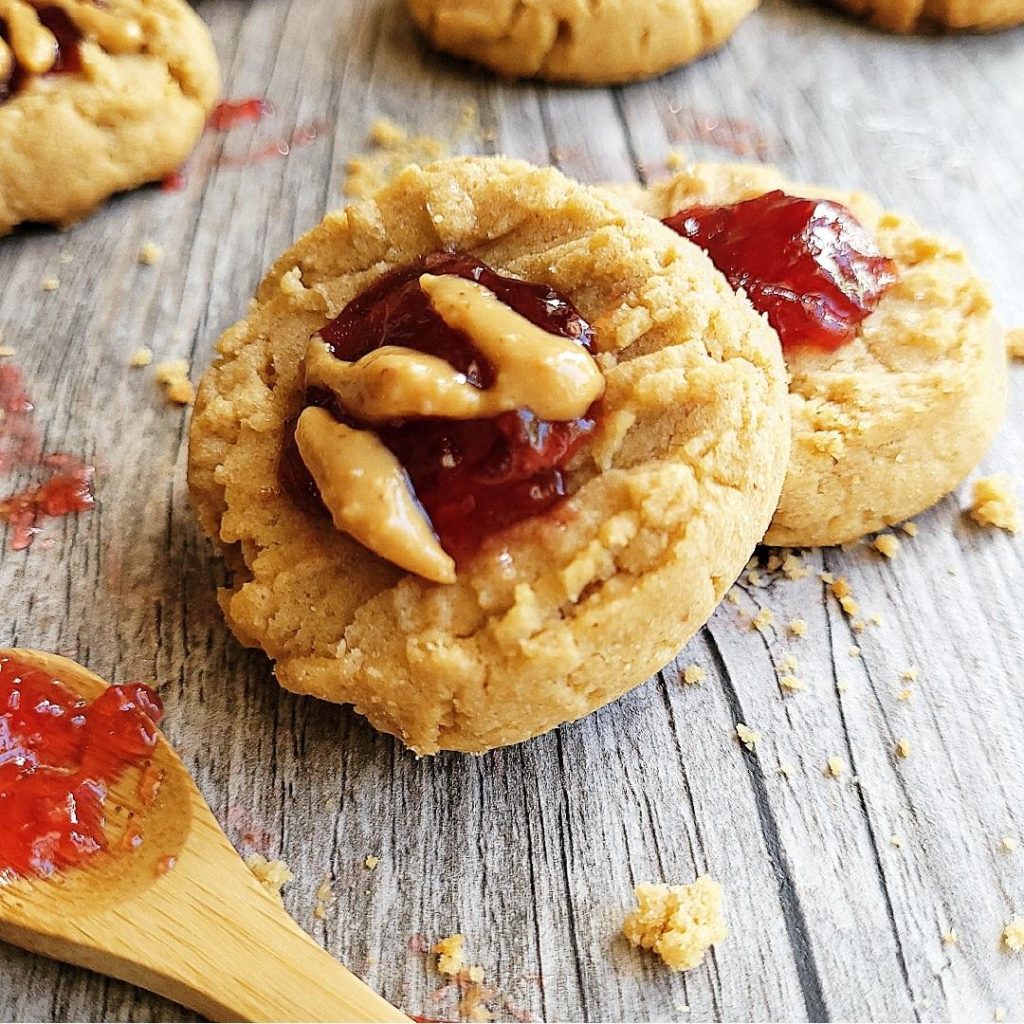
[
  {"left": 829, "top": 0, "right": 1024, "bottom": 32},
  {"left": 0, "top": 0, "right": 220, "bottom": 234},
  {"left": 624, "top": 162, "right": 1006, "bottom": 547},
  {"left": 406, "top": 0, "right": 760, "bottom": 85},
  {"left": 188, "top": 157, "right": 790, "bottom": 754}
]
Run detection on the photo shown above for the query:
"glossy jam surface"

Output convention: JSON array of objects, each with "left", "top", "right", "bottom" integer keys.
[
  {"left": 0, "top": 364, "right": 95, "bottom": 550},
  {"left": 0, "top": 6, "right": 84, "bottom": 102},
  {"left": 0, "top": 656, "right": 163, "bottom": 880},
  {"left": 284, "top": 252, "right": 599, "bottom": 561},
  {"left": 207, "top": 97, "right": 272, "bottom": 131},
  {"left": 0, "top": 453, "right": 95, "bottom": 550},
  {"left": 664, "top": 190, "right": 897, "bottom": 350}
]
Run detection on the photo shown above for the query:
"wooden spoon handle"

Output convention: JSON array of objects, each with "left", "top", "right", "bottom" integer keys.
[{"left": 104, "top": 815, "right": 409, "bottom": 1022}]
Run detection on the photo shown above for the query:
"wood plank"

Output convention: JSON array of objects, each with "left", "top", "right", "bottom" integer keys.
[{"left": 1, "top": 0, "right": 1023, "bottom": 1021}]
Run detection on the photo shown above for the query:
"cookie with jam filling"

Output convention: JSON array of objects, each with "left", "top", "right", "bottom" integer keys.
[
  {"left": 188, "top": 157, "right": 790, "bottom": 754},
  {"left": 0, "top": 0, "right": 219, "bottom": 234},
  {"left": 622, "top": 161, "right": 1006, "bottom": 547}
]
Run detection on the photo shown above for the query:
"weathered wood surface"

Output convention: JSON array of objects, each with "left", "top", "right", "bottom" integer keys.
[{"left": 1, "top": 1, "right": 1022, "bottom": 1021}]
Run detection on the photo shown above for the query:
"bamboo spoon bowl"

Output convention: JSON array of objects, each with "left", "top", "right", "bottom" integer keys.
[{"left": 0, "top": 648, "right": 409, "bottom": 1023}]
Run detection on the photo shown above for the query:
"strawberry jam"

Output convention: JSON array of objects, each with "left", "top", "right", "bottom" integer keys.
[
  {"left": 0, "top": 656, "right": 163, "bottom": 880},
  {"left": 0, "top": 6, "right": 84, "bottom": 102},
  {"left": 282, "top": 252, "right": 599, "bottom": 562},
  {"left": 664, "top": 190, "right": 897, "bottom": 350}
]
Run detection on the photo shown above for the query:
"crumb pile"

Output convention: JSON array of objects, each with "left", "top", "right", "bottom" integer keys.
[
  {"left": 244, "top": 854, "right": 294, "bottom": 902},
  {"left": 970, "top": 474, "right": 1019, "bottom": 533},
  {"left": 622, "top": 877, "right": 728, "bottom": 972}
]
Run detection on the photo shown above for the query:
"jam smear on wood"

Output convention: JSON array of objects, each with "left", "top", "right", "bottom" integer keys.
[
  {"left": 0, "top": 6, "right": 84, "bottom": 102},
  {"left": 664, "top": 190, "right": 897, "bottom": 350},
  {"left": 207, "top": 98, "right": 273, "bottom": 131},
  {"left": 0, "top": 655, "right": 164, "bottom": 880},
  {"left": 0, "top": 365, "right": 95, "bottom": 549},
  {"left": 282, "top": 252, "right": 599, "bottom": 562}
]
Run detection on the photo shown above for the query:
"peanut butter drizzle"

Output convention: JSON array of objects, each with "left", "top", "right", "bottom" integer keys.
[
  {"left": 0, "top": 0, "right": 143, "bottom": 79},
  {"left": 297, "top": 272, "right": 604, "bottom": 583},
  {"left": 294, "top": 407, "right": 456, "bottom": 585},
  {"left": 305, "top": 273, "right": 606, "bottom": 423}
]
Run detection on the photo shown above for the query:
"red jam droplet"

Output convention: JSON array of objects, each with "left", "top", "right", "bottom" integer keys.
[
  {"left": 206, "top": 97, "right": 273, "bottom": 132},
  {"left": 0, "top": 453, "right": 95, "bottom": 550},
  {"left": 0, "top": 656, "right": 164, "bottom": 880},
  {"left": 0, "top": 6, "right": 84, "bottom": 102},
  {"left": 664, "top": 190, "right": 897, "bottom": 350},
  {"left": 284, "top": 252, "right": 599, "bottom": 563}
]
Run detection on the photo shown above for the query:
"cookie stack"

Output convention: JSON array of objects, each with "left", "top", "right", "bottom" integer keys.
[{"left": 186, "top": 153, "right": 1007, "bottom": 755}]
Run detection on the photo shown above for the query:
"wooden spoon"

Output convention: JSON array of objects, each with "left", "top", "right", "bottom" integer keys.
[{"left": 0, "top": 648, "right": 409, "bottom": 1023}]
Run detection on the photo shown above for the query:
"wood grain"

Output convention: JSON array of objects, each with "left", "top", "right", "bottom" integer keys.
[{"left": 1, "top": 0, "right": 1023, "bottom": 1021}]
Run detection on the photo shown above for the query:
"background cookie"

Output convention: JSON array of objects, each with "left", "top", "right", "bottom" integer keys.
[
  {"left": 0, "top": 0, "right": 220, "bottom": 234},
  {"left": 406, "top": 0, "right": 761, "bottom": 84},
  {"left": 830, "top": 0, "right": 1024, "bottom": 31},
  {"left": 627, "top": 162, "right": 1007, "bottom": 548},
  {"left": 188, "top": 156, "right": 790, "bottom": 755}
]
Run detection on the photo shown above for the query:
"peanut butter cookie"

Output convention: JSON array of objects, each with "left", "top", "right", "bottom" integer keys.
[
  {"left": 188, "top": 157, "right": 790, "bottom": 754},
  {"left": 0, "top": 0, "right": 220, "bottom": 234},
  {"left": 407, "top": 0, "right": 760, "bottom": 85},
  {"left": 623, "top": 162, "right": 1006, "bottom": 548},
  {"left": 830, "top": 0, "right": 1024, "bottom": 31}
]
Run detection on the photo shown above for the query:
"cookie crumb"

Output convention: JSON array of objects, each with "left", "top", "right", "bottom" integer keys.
[
  {"left": 736, "top": 723, "right": 761, "bottom": 751},
  {"left": 746, "top": 569, "right": 763, "bottom": 587},
  {"left": 1007, "top": 327, "right": 1024, "bottom": 359},
  {"left": 819, "top": 571, "right": 835, "bottom": 585},
  {"left": 622, "top": 876, "right": 728, "bottom": 972},
  {"left": 369, "top": 117, "right": 407, "bottom": 147},
  {"left": 826, "top": 756, "right": 845, "bottom": 777},
  {"left": 840, "top": 595, "right": 859, "bottom": 617},
  {"left": 313, "top": 877, "right": 335, "bottom": 920},
  {"left": 874, "top": 533, "right": 901, "bottom": 559},
  {"left": 970, "top": 474, "right": 1019, "bottom": 533},
  {"left": 364, "top": 854, "right": 380, "bottom": 870},
  {"left": 837, "top": 680, "right": 850, "bottom": 693},
  {"left": 155, "top": 359, "right": 195, "bottom": 405},
  {"left": 849, "top": 645, "right": 861, "bottom": 658},
  {"left": 994, "top": 1008, "right": 1007, "bottom": 1022},
  {"left": 869, "top": 612, "right": 884, "bottom": 627},
  {"left": 682, "top": 664, "right": 705, "bottom": 685},
  {"left": 831, "top": 577, "right": 852, "bottom": 600},
  {"left": 999, "top": 836, "right": 1018, "bottom": 854},
  {"left": 0, "top": 345, "right": 15, "bottom": 358},
  {"left": 788, "top": 618, "right": 808, "bottom": 637},
  {"left": 902, "top": 666, "right": 919, "bottom": 682},
  {"left": 129, "top": 347, "right": 153, "bottom": 368},
  {"left": 138, "top": 241, "right": 164, "bottom": 266},
  {"left": 433, "top": 934, "right": 466, "bottom": 975},
  {"left": 344, "top": 120, "right": 448, "bottom": 197},
  {"left": 897, "top": 687, "right": 914, "bottom": 702},
  {"left": 41, "top": 276, "right": 59, "bottom": 292},
  {"left": 780, "top": 674, "right": 805, "bottom": 693},
  {"left": 895, "top": 737, "right": 911, "bottom": 759},
  {"left": 779, "top": 762, "right": 797, "bottom": 778},
  {"left": 942, "top": 929, "right": 957, "bottom": 946},
  {"left": 781, "top": 553, "right": 808, "bottom": 580},
  {"left": 890, "top": 835, "right": 903, "bottom": 848},
  {"left": 244, "top": 854, "right": 294, "bottom": 901},
  {"left": 1001, "top": 918, "right": 1024, "bottom": 952},
  {"left": 751, "top": 607, "right": 773, "bottom": 631},
  {"left": 780, "top": 654, "right": 798, "bottom": 673},
  {"left": 901, "top": 521, "right": 919, "bottom": 537}
]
